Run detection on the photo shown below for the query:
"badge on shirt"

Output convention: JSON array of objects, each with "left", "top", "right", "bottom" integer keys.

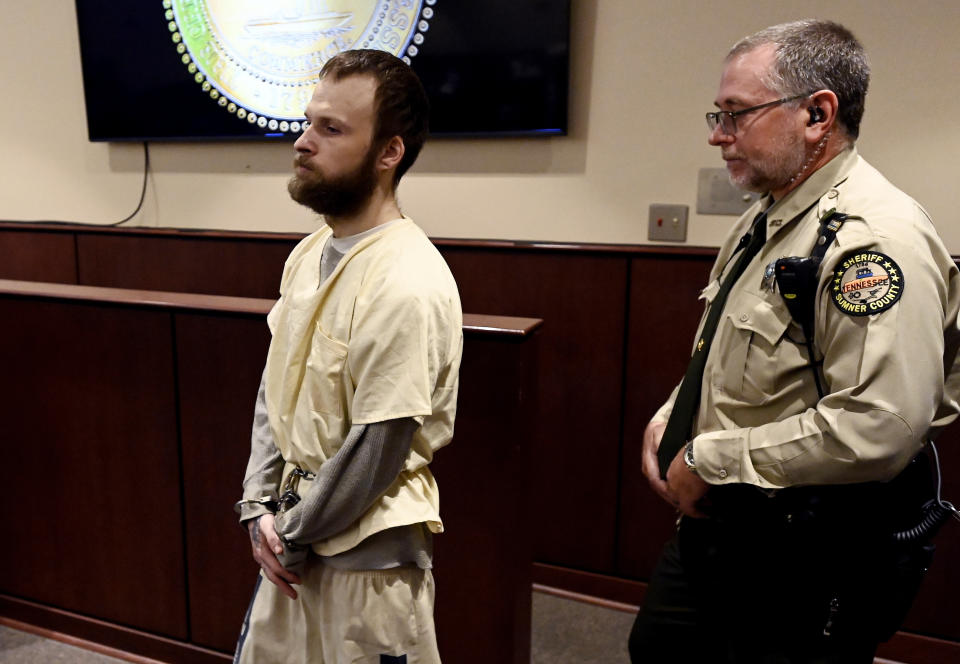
[{"left": 830, "top": 251, "right": 904, "bottom": 316}]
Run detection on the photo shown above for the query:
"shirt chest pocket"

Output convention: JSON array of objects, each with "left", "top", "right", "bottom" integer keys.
[
  {"left": 711, "top": 292, "right": 793, "bottom": 402},
  {"left": 304, "top": 323, "right": 349, "bottom": 416}
]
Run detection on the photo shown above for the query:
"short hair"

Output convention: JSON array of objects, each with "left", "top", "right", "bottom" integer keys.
[
  {"left": 319, "top": 49, "right": 430, "bottom": 187},
  {"left": 727, "top": 19, "right": 870, "bottom": 140}
]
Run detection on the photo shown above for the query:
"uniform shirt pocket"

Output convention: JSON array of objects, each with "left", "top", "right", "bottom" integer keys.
[{"left": 712, "top": 291, "right": 792, "bottom": 402}]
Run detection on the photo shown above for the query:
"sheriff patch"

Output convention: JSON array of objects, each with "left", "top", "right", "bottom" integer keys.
[{"left": 831, "top": 251, "right": 904, "bottom": 316}]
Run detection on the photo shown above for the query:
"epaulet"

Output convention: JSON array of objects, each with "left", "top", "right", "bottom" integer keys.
[{"left": 811, "top": 209, "right": 849, "bottom": 262}]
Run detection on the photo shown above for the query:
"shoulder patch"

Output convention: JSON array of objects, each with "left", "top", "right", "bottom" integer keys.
[{"left": 830, "top": 251, "right": 904, "bottom": 316}]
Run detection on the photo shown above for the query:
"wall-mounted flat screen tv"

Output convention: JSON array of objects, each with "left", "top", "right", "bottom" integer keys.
[{"left": 74, "top": 1, "right": 570, "bottom": 141}]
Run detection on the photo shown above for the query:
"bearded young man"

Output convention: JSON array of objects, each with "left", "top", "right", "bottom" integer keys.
[
  {"left": 630, "top": 20, "right": 960, "bottom": 663},
  {"left": 233, "top": 49, "right": 462, "bottom": 664}
]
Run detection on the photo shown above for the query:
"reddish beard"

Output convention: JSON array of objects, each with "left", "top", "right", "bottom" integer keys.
[{"left": 287, "top": 146, "right": 380, "bottom": 218}]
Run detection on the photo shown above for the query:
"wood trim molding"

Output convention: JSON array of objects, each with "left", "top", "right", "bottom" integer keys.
[
  {"left": 0, "top": 280, "right": 543, "bottom": 337},
  {"left": 463, "top": 313, "right": 542, "bottom": 337},
  {"left": 533, "top": 562, "right": 646, "bottom": 609},
  {"left": 5, "top": 222, "right": 960, "bottom": 263},
  {"left": 432, "top": 236, "right": 720, "bottom": 258},
  {"left": 0, "top": 221, "right": 720, "bottom": 258},
  {"left": 0, "top": 220, "right": 302, "bottom": 244},
  {"left": 0, "top": 279, "right": 274, "bottom": 315},
  {"left": 0, "top": 617, "right": 169, "bottom": 664},
  {"left": 532, "top": 584, "right": 638, "bottom": 614},
  {"left": 876, "top": 631, "right": 960, "bottom": 664},
  {"left": 0, "top": 595, "right": 230, "bottom": 664}
]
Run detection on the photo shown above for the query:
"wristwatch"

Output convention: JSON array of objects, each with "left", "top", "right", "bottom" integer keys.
[{"left": 683, "top": 441, "right": 698, "bottom": 474}]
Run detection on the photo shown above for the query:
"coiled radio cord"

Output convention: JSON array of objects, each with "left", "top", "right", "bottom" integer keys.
[{"left": 892, "top": 440, "right": 960, "bottom": 543}]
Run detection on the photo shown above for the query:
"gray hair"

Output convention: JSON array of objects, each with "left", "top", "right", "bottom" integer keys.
[{"left": 728, "top": 19, "right": 870, "bottom": 140}]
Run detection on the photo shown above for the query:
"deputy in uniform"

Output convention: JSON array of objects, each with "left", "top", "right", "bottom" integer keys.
[
  {"left": 629, "top": 20, "right": 960, "bottom": 663},
  {"left": 233, "top": 50, "right": 462, "bottom": 663}
]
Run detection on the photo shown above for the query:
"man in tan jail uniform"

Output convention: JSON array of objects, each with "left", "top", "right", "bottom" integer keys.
[
  {"left": 629, "top": 20, "right": 960, "bottom": 663},
  {"left": 232, "top": 50, "right": 462, "bottom": 664}
]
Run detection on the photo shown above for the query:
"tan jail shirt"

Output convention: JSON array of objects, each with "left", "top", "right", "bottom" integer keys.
[
  {"left": 264, "top": 218, "right": 463, "bottom": 556},
  {"left": 655, "top": 148, "right": 960, "bottom": 488}
]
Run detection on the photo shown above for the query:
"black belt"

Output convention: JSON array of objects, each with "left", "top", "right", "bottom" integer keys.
[{"left": 702, "top": 453, "right": 934, "bottom": 537}]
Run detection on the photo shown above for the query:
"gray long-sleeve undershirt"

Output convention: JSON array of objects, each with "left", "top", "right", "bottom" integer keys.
[
  {"left": 237, "top": 374, "right": 283, "bottom": 520},
  {"left": 237, "top": 227, "right": 433, "bottom": 570},
  {"left": 240, "top": 370, "right": 433, "bottom": 571}
]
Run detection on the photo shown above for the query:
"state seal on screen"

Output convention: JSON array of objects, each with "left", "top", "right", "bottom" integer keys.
[
  {"left": 830, "top": 251, "right": 904, "bottom": 316},
  {"left": 163, "top": 0, "right": 435, "bottom": 135}
]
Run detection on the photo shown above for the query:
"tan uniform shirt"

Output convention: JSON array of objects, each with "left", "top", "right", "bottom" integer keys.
[
  {"left": 656, "top": 148, "right": 960, "bottom": 489},
  {"left": 264, "top": 218, "right": 463, "bottom": 556}
]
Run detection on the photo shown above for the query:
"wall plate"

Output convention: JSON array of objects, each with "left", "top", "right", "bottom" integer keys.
[
  {"left": 696, "top": 167, "right": 761, "bottom": 215},
  {"left": 648, "top": 204, "right": 688, "bottom": 242}
]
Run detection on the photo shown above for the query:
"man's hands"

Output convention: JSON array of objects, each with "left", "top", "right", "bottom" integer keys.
[
  {"left": 664, "top": 447, "right": 709, "bottom": 518},
  {"left": 641, "top": 420, "right": 670, "bottom": 502},
  {"left": 641, "top": 419, "right": 709, "bottom": 518},
  {"left": 248, "top": 514, "right": 302, "bottom": 599}
]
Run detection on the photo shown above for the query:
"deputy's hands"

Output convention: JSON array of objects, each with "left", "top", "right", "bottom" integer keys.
[
  {"left": 665, "top": 450, "right": 709, "bottom": 518},
  {"left": 248, "top": 513, "right": 302, "bottom": 599},
  {"left": 641, "top": 419, "right": 708, "bottom": 518},
  {"left": 641, "top": 420, "right": 671, "bottom": 503}
]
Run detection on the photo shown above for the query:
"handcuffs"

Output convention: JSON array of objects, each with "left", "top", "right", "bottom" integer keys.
[{"left": 233, "top": 464, "right": 316, "bottom": 516}]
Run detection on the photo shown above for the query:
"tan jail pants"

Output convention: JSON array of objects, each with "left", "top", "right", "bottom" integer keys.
[{"left": 235, "top": 564, "right": 440, "bottom": 664}]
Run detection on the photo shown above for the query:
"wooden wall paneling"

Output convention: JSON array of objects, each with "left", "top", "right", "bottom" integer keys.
[
  {"left": 432, "top": 328, "right": 538, "bottom": 664},
  {"left": 3, "top": 220, "right": 956, "bottom": 654},
  {"left": 174, "top": 312, "right": 272, "bottom": 652},
  {"left": 174, "top": 307, "right": 542, "bottom": 660},
  {"left": 75, "top": 233, "right": 299, "bottom": 299},
  {"left": 617, "top": 254, "right": 714, "bottom": 580},
  {"left": 0, "top": 229, "right": 78, "bottom": 283},
  {"left": 439, "top": 247, "right": 627, "bottom": 573},
  {"left": 0, "top": 296, "right": 188, "bottom": 638}
]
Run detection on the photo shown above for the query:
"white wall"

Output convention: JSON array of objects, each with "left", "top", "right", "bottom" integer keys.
[{"left": 2, "top": 1, "right": 959, "bottom": 249}]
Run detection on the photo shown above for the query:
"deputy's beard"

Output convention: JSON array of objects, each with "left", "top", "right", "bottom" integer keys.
[
  {"left": 727, "top": 130, "right": 806, "bottom": 194},
  {"left": 288, "top": 148, "right": 379, "bottom": 218}
]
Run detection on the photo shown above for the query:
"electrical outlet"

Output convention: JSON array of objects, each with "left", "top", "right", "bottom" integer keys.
[{"left": 648, "top": 204, "right": 688, "bottom": 242}]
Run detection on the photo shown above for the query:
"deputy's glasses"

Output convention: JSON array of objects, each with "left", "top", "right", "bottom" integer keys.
[{"left": 706, "top": 92, "right": 811, "bottom": 135}]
